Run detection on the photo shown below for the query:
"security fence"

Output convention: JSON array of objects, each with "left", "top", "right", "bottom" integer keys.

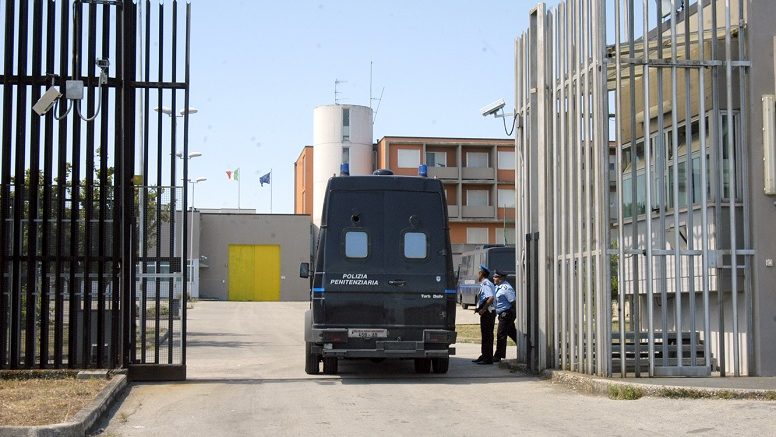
[{"left": 514, "top": 0, "right": 755, "bottom": 377}]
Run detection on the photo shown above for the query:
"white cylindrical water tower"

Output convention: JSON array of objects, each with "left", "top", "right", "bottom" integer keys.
[{"left": 312, "top": 104, "right": 373, "bottom": 226}]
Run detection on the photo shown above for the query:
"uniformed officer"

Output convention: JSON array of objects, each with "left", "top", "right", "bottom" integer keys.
[
  {"left": 473, "top": 265, "right": 496, "bottom": 365},
  {"left": 492, "top": 269, "right": 517, "bottom": 363}
]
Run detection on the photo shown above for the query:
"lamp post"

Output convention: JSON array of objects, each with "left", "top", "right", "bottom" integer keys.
[{"left": 185, "top": 176, "right": 206, "bottom": 299}]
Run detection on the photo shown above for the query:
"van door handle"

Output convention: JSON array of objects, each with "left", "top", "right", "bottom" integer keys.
[{"left": 388, "top": 280, "right": 406, "bottom": 287}]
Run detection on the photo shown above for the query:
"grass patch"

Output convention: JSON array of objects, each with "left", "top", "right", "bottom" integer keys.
[
  {"left": 455, "top": 324, "right": 516, "bottom": 346},
  {"left": 608, "top": 384, "right": 643, "bottom": 400},
  {"left": 0, "top": 375, "right": 109, "bottom": 426}
]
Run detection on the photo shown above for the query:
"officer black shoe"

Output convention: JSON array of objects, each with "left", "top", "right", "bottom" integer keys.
[
  {"left": 493, "top": 357, "right": 502, "bottom": 363},
  {"left": 476, "top": 359, "right": 493, "bottom": 365},
  {"left": 472, "top": 356, "right": 484, "bottom": 363}
]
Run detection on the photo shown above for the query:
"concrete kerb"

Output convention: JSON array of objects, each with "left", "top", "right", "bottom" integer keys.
[
  {"left": 542, "top": 369, "right": 776, "bottom": 401},
  {"left": 0, "top": 373, "right": 128, "bottom": 437}
]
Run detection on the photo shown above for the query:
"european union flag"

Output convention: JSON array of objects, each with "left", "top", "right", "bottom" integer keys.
[{"left": 259, "top": 172, "right": 271, "bottom": 187}]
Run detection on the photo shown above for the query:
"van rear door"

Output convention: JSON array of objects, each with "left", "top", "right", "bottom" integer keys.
[{"left": 318, "top": 189, "right": 452, "bottom": 330}]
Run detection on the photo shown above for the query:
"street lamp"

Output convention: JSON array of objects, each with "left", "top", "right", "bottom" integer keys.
[
  {"left": 186, "top": 176, "right": 207, "bottom": 299},
  {"left": 155, "top": 106, "right": 199, "bottom": 117}
]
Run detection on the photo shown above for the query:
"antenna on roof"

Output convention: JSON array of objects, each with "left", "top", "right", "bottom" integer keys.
[
  {"left": 335, "top": 79, "right": 347, "bottom": 104},
  {"left": 369, "top": 61, "right": 385, "bottom": 125}
]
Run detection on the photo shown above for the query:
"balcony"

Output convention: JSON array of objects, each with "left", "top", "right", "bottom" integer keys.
[
  {"left": 428, "top": 166, "right": 459, "bottom": 179},
  {"left": 462, "top": 167, "right": 495, "bottom": 180},
  {"left": 461, "top": 205, "right": 496, "bottom": 218}
]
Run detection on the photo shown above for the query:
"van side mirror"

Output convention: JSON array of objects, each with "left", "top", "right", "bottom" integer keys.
[{"left": 299, "top": 262, "right": 310, "bottom": 278}]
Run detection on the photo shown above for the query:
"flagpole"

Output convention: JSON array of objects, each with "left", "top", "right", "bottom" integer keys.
[
  {"left": 270, "top": 169, "right": 273, "bottom": 214},
  {"left": 238, "top": 175, "right": 241, "bottom": 210}
]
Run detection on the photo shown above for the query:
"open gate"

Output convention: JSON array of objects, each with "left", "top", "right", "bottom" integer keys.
[
  {"left": 0, "top": 0, "right": 191, "bottom": 381},
  {"left": 515, "top": 0, "right": 756, "bottom": 377}
]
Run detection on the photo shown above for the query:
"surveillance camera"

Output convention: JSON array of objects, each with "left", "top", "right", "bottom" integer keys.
[
  {"left": 96, "top": 57, "right": 110, "bottom": 69},
  {"left": 32, "top": 86, "right": 62, "bottom": 116},
  {"left": 480, "top": 98, "right": 506, "bottom": 117}
]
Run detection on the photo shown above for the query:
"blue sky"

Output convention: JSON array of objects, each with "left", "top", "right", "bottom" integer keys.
[{"left": 184, "top": 1, "right": 558, "bottom": 213}]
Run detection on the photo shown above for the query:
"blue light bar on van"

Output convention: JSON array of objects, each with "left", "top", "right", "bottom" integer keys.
[
  {"left": 313, "top": 288, "right": 325, "bottom": 294},
  {"left": 418, "top": 164, "right": 428, "bottom": 177}
]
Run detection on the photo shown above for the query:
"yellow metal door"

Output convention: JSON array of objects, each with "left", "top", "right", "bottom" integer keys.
[{"left": 227, "top": 244, "right": 280, "bottom": 301}]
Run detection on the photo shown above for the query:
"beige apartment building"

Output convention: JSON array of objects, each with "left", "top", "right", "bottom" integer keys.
[{"left": 295, "top": 135, "right": 516, "bottom": 263}]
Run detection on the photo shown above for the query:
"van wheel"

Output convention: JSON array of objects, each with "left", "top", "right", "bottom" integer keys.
[
  {"left": 461, "top": 302, "right": 469, "bottom": 310},
  {"left": 414, "top": 358, "right": 431, "bottom": 374},
  {"left": 432, "top": 357, "right": 449, "bottom": 374},
  {"left": 322, "top": 357, "right": 338, "bottom": 375},
  {"left": 305, "top": 342, "right": 320, "bottom": 375}
]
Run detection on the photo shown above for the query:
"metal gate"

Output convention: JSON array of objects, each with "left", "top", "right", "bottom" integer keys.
[
  {"left": 1, "top": 0, "right": 191, "bottom": 381},
  {"left": 515, "top": 0, "right": 753, "bottom": 377}
]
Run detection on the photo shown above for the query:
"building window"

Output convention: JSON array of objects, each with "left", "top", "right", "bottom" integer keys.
[
  {"left": 495, "top": 227, "right": 516, "bottom": 245},
  {"left": 345, "top": 231, "right": 368, "bottom": 258},
  {"left": 497, "top": 151, "right": 515, "bottom": 170},
  {"left": 497, "top": 189, "right": 515, "bottom": 208},
  {"left": 397, "top": 149, "right": 420, "bottom": 168},
  {"left": 466, "top": 152, "right": 489, "bottom": 168},
  {"left": 342, "top": 108, "right": 350, "bottom": 142},
  {"left": 342, "top": 147, "right": 350, "bottom": 164},
  {"left": 403, "top": 232, "right": 427, "bottom": 259},
  {"left": 426, "top": 151, "right": 447, "bottom": 167},
  {"left": 466, "top": 189, "right": 489, "bottom": 206},
  {"left": 466, "top": 227, "right": 489, "bottom": 244}
]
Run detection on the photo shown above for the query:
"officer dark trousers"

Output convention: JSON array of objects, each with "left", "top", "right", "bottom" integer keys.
[
  {"left": 494, "top": 310, "right": 517, "bottom": 360},
  {"left": 480, "top": 311, "right": 496, "bottom": 361}
]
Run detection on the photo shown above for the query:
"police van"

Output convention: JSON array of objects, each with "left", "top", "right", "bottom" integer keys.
[
  {"left": 456, "top": 245, "right": 516, "bottom": 309},
  {"left": 300, "top": 170, "right": 457, "bottom": 375}
]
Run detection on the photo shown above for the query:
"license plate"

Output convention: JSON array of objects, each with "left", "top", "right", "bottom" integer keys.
[{"left": 348, "top": 328, "right": 387, "bottom": 339}]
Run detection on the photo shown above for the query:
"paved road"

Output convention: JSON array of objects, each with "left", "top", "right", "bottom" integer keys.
[{"left": 97, "top": 301, "right": 776, "bottom": 436}]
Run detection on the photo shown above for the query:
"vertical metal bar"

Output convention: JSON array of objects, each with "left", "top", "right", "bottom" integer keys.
[
  {"left": 655, "top": 0, "right": 669, "bottom": 370},
  {"left": 121, "top": 0, "right": 137, "bottom": 370},
  {"left": 559, "top": 1, "right": 568, "bottom": 371},
  {"left": 710, "top": 0, "right": 725, "bottom": 378},
  {"left": 55, "top": 0, "right": 70, "bottom": 368},
  {"left": 182, "top": 1, "right": 192, "bottom": 370},
  {"left": 697, "top": 0, "right": 712, "bottom": 373},
  {"left": 139, "top": 0, "right": 151, "bottom": 366},
  {"left": 41, "top": 0, "right": 57, "bottom": 369},
  {"left": 738, "top": 0, "right": 753, "bottom": 376},
  {"left": 110, "top": 2, "right": 123, "bottom": 367},
  {"left": 683, "top": 0, "right": 697, "bottom": 368},
  {"left": 626, "top": 0, "right": 642, "bottom": 377},
  {"left": 724, "top": 0, "right": 739, "bottom": 377},
  {"left": 642, "top": 0, "right": 655, "bottom": 377},
  {"left": 168, "top": 0, "right": 179, "bottom": 365},
  {"left": 0, "top": 0, "right": 16, "bottom": 369},
  {"left": 551, "top": 8, "right": 559, "bottom": 370},
  {"left": 27, "top": 0, "right": 44, "bottom": 368},
  {"left": 583, "top": 0, "right": 593, "bottom": 375},
  {"left": 615, "top": 0, "right": 627, "bottom": 378},
  {"left": 154, "top": 2, "right": 164, "bottom": 364},
  {"left": 575, "top": 0, "right": 584, "bottom": 373},
  {"left": 669, "top": 0, "right": 683, "bottom": 372},
  {"left": 69, "top": 0, "right": 84, "bottom": 369},
  {"left": 96, "top": 0, "right": 111, "bottom": 369},
  {"left": 82, "top": 0, "right": 98, "bottom": 368},
  {"left": 12, "top": 0, "right": 30, "bottom": 369}
]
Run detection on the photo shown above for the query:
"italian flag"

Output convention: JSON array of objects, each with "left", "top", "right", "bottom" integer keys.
[{"left": 226, "top": 168, "right": 240, "bottom": 181}]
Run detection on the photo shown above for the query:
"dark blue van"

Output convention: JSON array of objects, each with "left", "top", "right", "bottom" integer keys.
[
  {"left": 300, "top": 172, "right": 457, "bottom": 375},
  {"left": 456, "top": 245, "right": 516, "bottom": 309}
]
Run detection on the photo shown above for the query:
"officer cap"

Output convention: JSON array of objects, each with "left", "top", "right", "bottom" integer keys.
[{"left": 479, "top": 265, "right": 490, "bottom": 276}]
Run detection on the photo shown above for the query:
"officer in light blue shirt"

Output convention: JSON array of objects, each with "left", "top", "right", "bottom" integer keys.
[
  {"left": 493, "top": 269, "right": 517, "bottom": 362},
  {"left": 473, "top": 265, "right": 496, "bottom": 364}
]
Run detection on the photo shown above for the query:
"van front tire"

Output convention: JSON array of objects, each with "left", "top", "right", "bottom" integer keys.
[{"left": 414, "top": 358, "right": 431, "bottom": 374}]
